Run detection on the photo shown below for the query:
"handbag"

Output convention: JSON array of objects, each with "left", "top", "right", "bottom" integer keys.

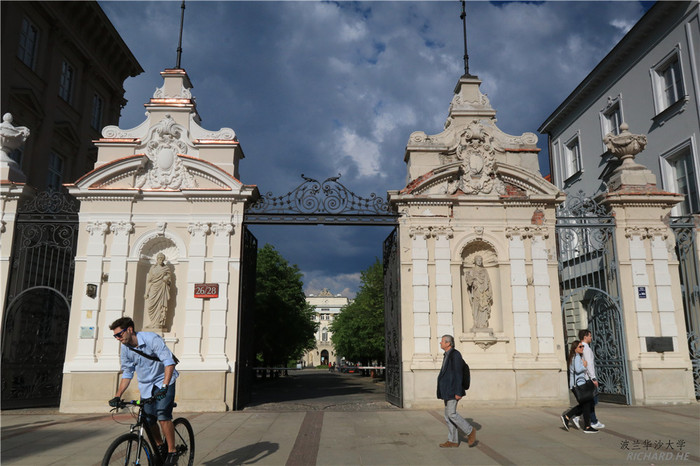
[{"left": 572, "top": 379, "right": 596, "bottom": 403}]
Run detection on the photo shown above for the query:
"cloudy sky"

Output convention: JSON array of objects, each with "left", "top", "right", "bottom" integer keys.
[{"left": 99, "top": 0, "right": 651, "bottom": 298}]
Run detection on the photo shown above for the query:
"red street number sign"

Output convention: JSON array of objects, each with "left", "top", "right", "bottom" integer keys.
[{"left": 194, "top": 283, "right": 219, "bottom": 298}]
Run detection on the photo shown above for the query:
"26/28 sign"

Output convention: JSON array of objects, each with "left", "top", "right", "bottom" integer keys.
[{"left": 194, "top": 283, "right": 219, "bottom": 298}]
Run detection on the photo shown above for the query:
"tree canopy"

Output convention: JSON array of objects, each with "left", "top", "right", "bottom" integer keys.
[
  {"left": 330, "top": 258, "right": 384, "bottom": 364},
  {"left": 253, "top": 244, "right": 317, "bottom": 366}
]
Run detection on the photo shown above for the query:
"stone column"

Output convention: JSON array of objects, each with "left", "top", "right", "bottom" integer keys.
[
  {"left": 101, "top": 221, "right": 133, "bottom": 366},
  {"left": 72, "top": 221, "right": 109, "bottom": 365},
  {"left": 409, "top": 226, "right": 431, "bottom": 356},
  {"left": 598, "top": 123, "right": 694, "bottom": 403},
  {"left": 180, "top": 221, "right": 209, "bottom": 366},
  {"left": 433, "top": 226, "right": 454, "bottom": 339},
  {"left": 531, "top": 227, "right": 555, "bottom": 354},
  {"left": 506, "top": 227, "right": 532, "bottom": 353},
  {"left": 207, "top": 221, "right": 234, "bottom": 370}
]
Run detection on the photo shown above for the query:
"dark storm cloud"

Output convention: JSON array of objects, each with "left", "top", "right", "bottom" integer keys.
[{"left": 99, "top": 1, "right": 648, "bottom": 297}]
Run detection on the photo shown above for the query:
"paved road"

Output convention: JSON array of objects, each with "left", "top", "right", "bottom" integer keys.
[
  {"left": 246, "top": 368, "right": 393, "bottom": 411},
  {"left": 2, "top": 370, "right": 699, "bottom": 465}
]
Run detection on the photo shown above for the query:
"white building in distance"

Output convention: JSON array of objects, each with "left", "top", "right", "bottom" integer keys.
[{"left": 303, "top": 289, "right": 350, "bottom": 367}]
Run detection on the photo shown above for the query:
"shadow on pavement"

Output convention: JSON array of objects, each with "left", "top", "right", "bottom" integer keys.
[
  {"left": 246, "top": 369, "right": 387, "bottom": 409},
  {"left": 202, "top": 441, "right": 279, "bottom": 464}
]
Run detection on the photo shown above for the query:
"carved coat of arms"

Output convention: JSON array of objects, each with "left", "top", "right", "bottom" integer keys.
[
  {"left": 446, "top": 121, "right": 506, "bottom": 195},
  {"left": 134, "top": 115, "right": 197, "bottom": 190}
]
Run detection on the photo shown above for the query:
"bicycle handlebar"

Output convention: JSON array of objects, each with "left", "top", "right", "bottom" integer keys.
[{"left": 110, "top": 397, "right": 155, "bottom": 411}]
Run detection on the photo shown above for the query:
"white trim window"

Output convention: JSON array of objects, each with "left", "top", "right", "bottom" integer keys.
[
  {"left": 600, "top": 95, "right": 623, "bottom": 139},
  {"left": 321, "top": 327, "right": 328, "bottom": 342},
  {"left": 660, "top": 139, "right": 699, "bottom": 215},
  {"left": 47, "top": 152, "right": 64, "bottom": 190},
  {"left": 91, "top": 94, "right": 104, "bottom": 130},
  {"left": 59, "top": 60, "right": 75, "bottom": 103},
  {"left": 650, "top": 47, "right": 686, "bottom": 114},
  {"left": 563, "top": 132, "right": 582, "bottom": 180},
  {"left": 18, "top": 17, "right": 39, "bottom": 69}
]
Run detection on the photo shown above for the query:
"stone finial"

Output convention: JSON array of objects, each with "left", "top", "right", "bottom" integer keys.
[
  {"left": 603, "top": 123, "right": 656, "bottom": 191},
  {"left": 604, "top": 123, "right": 648, "bottom": 172},
  {"left": 0, "top": 113, "right": 30, "bottom": 182}
]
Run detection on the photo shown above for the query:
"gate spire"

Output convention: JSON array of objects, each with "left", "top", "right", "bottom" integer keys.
[
  {"left": 175, "top": 0, "right": 186, "bottom": 69},
  {"left": 460, "top": 0, "right": 476, "bottom": 78}
]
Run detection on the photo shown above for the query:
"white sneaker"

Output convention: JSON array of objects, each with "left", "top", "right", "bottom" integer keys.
[
  {"left": 591, "top": 421, "right": 605, "bottom": 429},
  {"left": 572, "top": 416, "right": 581, "bottom": 430}
]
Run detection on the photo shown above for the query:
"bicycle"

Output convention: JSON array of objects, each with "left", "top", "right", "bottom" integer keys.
[{"left": 102, "top": 397, "right": 195, "bottom": 466}]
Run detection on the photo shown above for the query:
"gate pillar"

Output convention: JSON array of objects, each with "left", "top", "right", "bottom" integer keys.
[
  {"left": 597, "top": 125, "right": 695, "bottom": 404},
  {"left": 388, "top": 75, "right": 567, "bottom": 408},
  {"left": 59, "top": 69, "right": 258, "bottom": 413}
]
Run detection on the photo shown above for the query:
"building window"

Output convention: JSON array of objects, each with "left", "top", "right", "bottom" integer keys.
[
  {"left": 17, "top": 17, "right": 39, "bottom": 69},
  {"left": 59, "top": 60, "right": 75, "bottom": 103},
  {"left": 601, "top": 97, "right": 623, "bottom": 138},
  {"left": 563, "top": 133, "right": 582, "bottom": 180},
  {"left": 651, "top": 48, "right": 685, "bottom": 114},
  {"left": 47, "top": 152, "right": 64, "bottom": 190},
  {"left": 321, "top": 328, "right": 328, "bottom": 342},
  {"left": 91, "top": 94, "right": 104, "bottom": 130},
  {"left": 661, "top": 141, "right": 699, "bottom": 215}
]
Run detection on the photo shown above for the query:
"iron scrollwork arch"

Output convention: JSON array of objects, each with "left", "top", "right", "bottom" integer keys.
[{"left": 245, "top": 174, "right": 397, "bottom": 225}]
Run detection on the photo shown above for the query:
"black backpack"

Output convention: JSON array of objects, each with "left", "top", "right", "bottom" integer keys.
[{"left": 462, "top": 359, "right": 471, "bottom": 391}]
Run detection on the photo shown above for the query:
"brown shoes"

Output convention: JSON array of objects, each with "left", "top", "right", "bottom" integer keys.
[
  {"left": 439, "top": 441, "right": 459, "bottom": 448},
  {"left": 467, "top": 428, "right": 477, "bottom": 447}
]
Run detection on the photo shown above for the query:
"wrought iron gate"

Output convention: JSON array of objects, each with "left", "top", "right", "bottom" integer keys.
[
  {"left": 1, "top": 190, "right": 79, "bottom": 408},
  {"left": 234, "top": 226, "right": 258, "bottom": 410},
  {"left": 383, "top": 227, "right": 402, "bottom": 407},
  {"left": 670, "top": 215, "right": 700, "bottom": 399},
  {"left": 556, "top": 191, "right": 631, "bottom": 404}
]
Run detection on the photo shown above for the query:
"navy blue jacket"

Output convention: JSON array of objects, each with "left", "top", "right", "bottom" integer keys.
[{"left": 437, "top": 348, "right": 466, "bottom": 400}]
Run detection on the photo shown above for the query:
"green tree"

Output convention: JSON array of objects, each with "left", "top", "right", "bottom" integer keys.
[
  {"left": 330, "top": 258, "right": 384, "bottom": 364},
  {"left": 254, "top": 244, "right": 318, "bottom": 366}
]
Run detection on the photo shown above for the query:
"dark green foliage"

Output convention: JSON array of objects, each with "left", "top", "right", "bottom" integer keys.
[
  {"left": 330, "top": 258, "right": 384, "bottom": 364},
  {"left": 254, "top": 244, "right": 318, "bottom": 366}
]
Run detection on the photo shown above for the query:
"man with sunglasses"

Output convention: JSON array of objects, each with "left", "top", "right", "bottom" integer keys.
[
  {"left": 571, "top": 329, "right": 605, "bottom": 430},
  {"left": 109, "top": 317, "right": 179, "bottom": 466}
]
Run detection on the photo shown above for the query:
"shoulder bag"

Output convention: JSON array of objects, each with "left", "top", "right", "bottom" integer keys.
[{"left": 572, "top": 379, "right": 596, "bottom": 403}]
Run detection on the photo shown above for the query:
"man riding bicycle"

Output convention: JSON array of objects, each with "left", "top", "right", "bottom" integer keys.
[{"left": 109, "top": 317, "right": 179, "bottom": 466}]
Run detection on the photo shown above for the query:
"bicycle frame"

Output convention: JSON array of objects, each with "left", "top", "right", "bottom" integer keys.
[{"left": 117, "top": 399, "right": 166, "bottom": 465}]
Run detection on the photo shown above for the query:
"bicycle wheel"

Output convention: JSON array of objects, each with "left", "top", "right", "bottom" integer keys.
[
  {"left": 102, "top": 433, "right": 153, "bottom": 466},
  {"left": 172, "top": 418, "right": 195, "bottom": 465}
]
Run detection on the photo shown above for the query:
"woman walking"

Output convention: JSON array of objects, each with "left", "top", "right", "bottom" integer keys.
[{"left": 561, "top": 340, "right": 598, "bottom": 433}]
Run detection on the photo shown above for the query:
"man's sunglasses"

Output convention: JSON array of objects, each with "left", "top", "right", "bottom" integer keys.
[{"left": 113, "top": 328, "right": 128, "bottom": 339}]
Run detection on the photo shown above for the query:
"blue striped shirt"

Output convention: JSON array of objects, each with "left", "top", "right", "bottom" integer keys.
[{"left": 120, "top": 332, "right": 178, "bottom": 398}]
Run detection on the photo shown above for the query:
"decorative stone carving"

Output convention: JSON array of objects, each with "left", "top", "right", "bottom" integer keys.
[
  {"left": 187, "top": 222, "right": 210, "bottom": 237},
  {"left": 110, "top": 221, "right": 134, "bottom": 236},
  {"left": 318, "top": 288, "right": 333, "bottom": 297},
  {"left": 432, "top": 226, "right": 454, "bottom": 239},
  {"left": 144, "top": 252, "right": 172, "bottom": 330},
  {"left": 211, "top": 222, "right": 234, "bottom": 237},
  {"left": 153, "top": 83, "right": 192, "bottom": 99},
  {"left": 156, "top": 222, "right": 167, "bottom": 235},
  {"left": 86, "top": 221, "right": 109, "bottom": 236},
  {"left": 464, "top": 255, "right": 493, "bottom": 329},
  {"left": 134, "top": 115, "right": 197, "bottom": 190},
  {"left": 604, "top": 123, "right": 657, "bottom": 190},
  {"left": 445, "top": 122, "right": 506, "bottom": 196},
  {"left": 408, "top": 226, "right": 431, "bottom": 239},
  {"left": 624, "top": 226, "right": 647, "bottom": 238},
  {"left": 0, "top": 113, "right": 29, "bottom": 182}
]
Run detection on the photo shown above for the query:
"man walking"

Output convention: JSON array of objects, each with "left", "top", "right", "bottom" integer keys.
[
  {"left": 437, "top": 334, "right": 476, "bottom": 448},
  {"left": 573, "top": 329, "right": 605, "bottom": 429},
  {"left": 109, "top": 317, "right": 179, "bottom": 465}
]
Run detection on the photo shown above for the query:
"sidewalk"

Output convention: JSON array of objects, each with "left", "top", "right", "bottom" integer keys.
[{"left": 2, "top": 402, "right": 698, "bottom": 465}]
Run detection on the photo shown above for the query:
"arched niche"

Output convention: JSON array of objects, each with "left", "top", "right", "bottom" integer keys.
[
  {"left": 460, "top": 240, "right": 502, "bottom": 334},
  {"left": 134, "top": 235, "right": 181, "bottom": 333}
]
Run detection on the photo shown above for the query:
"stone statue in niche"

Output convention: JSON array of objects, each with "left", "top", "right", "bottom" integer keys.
[
  {"left": 144, "top": 253, "right": 172, "bottom": 329},
  {"left": 464, "top": 255, "right": 493, "bottom": 328}
]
